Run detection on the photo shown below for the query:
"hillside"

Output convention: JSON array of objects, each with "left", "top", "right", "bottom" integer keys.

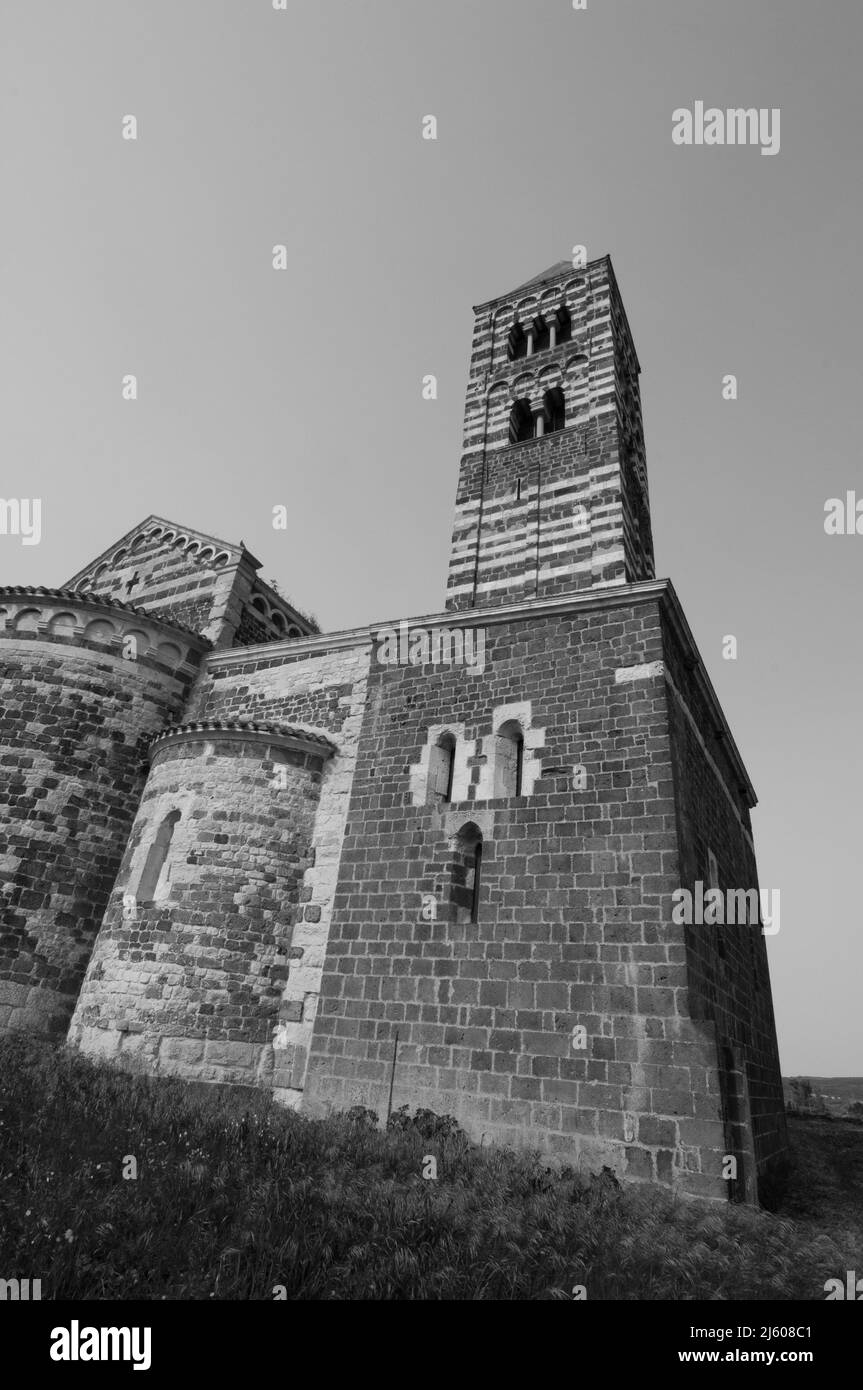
[
  {"left": 1, "top": 1035, "right": 861, "bottom": 1301},
  {"left": 783, "top": 1075, "right": 863, "bottom": 1115}
]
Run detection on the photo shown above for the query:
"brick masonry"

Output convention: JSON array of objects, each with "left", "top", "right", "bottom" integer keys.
[
  {"left": 68, "top": 723, "right": 332, "bottom": 1085},
  {"left": 173, "top": 639, "right": 371, "bottom": 1099},
  {"left": 446, "top": 257, "right": 653, "bottom": 610},
  {"left": 0, "top": 591, "right": 207, "bottom": 1037},
  {"left": 661, "top": 609, "right": 788, "bottom": 1194},
  {"left": 299, "top": 591, "right": 781, "bottom": 1199}
]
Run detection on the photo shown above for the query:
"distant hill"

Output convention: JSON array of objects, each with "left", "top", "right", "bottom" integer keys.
[{"left": 783, "top": 1076, "right": 863, "bottom": 1115}]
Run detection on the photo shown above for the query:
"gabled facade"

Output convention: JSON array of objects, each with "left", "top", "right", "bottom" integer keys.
[{"left": 65, "top": 515, "right": 318, "bottom": 648}]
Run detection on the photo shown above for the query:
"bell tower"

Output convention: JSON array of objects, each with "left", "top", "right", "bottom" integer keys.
[{"left": 445, "top": 255, "right": 654, "bottom": 611}]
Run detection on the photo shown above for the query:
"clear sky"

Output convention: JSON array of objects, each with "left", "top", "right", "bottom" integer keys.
[{"left": 1, "top": 0, "right": 860, "bottom": 1075}]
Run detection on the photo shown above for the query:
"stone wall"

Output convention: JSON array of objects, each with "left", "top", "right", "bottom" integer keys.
[
  {"left": 447, "top": 416, "right": 627, "bottom": 607},
  {"left": 183, "top": 637, "right": 372, "bottom": 1102},
  {"left": 661, "top": 607, "right": 788, "bottom": 1196},
  {"left": 301, "top": 589, "right": 735, "bottom": 1198},
  {"left": 0, "top": 590, "right": 205, "bottom": 1037},
  {"left": 69, "top": 722, "right": 333, "bottom": 1085}
]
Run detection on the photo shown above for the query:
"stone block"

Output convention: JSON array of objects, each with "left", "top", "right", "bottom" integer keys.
[
  {"left": 0, "top": 982, "right": 29, "bottom": 1007},
  {"left": 202, "top": 1040, "right": 257, "bottom": 1070},
  {"left": 158, "top": 1037, "right": 205, "bottom": 1066}
]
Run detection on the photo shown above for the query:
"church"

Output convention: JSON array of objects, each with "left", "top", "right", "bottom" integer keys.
[{"left": 0, "top": 256, "right": 787, "bottom": 1202}]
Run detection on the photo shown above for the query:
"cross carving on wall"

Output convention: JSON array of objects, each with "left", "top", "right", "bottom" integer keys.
[{"left": 125, "top": 571, "right": 141, "bottom": 595}]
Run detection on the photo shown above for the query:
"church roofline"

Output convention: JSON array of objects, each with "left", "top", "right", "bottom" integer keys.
[
  {"left": 205, "top": 578, "right": 757, "bottom": 808},
  {"left": 149, "top": 719, "right": 336, "bottom": 760},
  {"left": 63, "top": 514, "right": 261, "bottom": 589},
  {"left": 0, "top": 585, "right": 212, "bottom": 644},
  {"left": 145, "top": 514, "right": 264, "bottom": 569}
]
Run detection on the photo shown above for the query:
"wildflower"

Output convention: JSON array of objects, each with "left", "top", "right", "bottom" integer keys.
[{"left": 64, "top": 1229, "right": 73, "bottom": 1243}]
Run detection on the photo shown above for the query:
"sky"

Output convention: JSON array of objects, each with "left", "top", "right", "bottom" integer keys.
[{"left": 1, "top": 0, "right": 860, "bottom": 1074}]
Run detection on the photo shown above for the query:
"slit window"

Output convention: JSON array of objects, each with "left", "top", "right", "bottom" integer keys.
[
  {"left": 471, "top": 840, "right": 483, "bottom": 923},
  {"left": 449, "top": 823, "right": 483, "bottom": 925},
  {"left": 137, "top": 810, "right": 181, "bottom": 903}
]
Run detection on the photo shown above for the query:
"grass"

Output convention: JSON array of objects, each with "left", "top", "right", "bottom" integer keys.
[
  {"left": 778, "top": 1112, "right": 863, "bottom": 1241},
  {"left": 1, "top": 1033, "right": 860, "bottom": 1300}
]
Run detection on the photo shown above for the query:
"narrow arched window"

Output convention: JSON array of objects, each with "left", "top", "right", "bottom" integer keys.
[
  {"left": 449, "top": 823, "right": 483, "bottom": 925},
  {"left": 509, "top": 399, "right": 534, "bottom": 445},
  {"left": 137, "top": 810, "right": 181, "bottom": 903},
  {"left": 555, "top": 305, "right": 572, "bottom": 344},
  {"left": 494, "top": 720, "right": 525, "bottom": 798},
  {"left": 428, "top": 733, "right": 456, "bottom": 805},
  {"left": 544, "top": 386, "right": 566, "bottom": 434},
  {"left": 533, "top": 316, "right": 550, "bottom": 353},
  {"left": 508, "top": 322, "right": 527, "bottom": 360}
]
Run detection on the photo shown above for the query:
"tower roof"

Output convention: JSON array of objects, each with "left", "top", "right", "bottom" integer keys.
[
  {"left": 475, "top": 257, "right": 608, "bottom": 312},
  {"left": 508, "top": 260, "right": 573, "bottom": 294}
]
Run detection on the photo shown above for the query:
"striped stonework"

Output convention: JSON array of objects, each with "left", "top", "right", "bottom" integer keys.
[{"left": 445, "top": 256, "right": 654, "bottom": 612}]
